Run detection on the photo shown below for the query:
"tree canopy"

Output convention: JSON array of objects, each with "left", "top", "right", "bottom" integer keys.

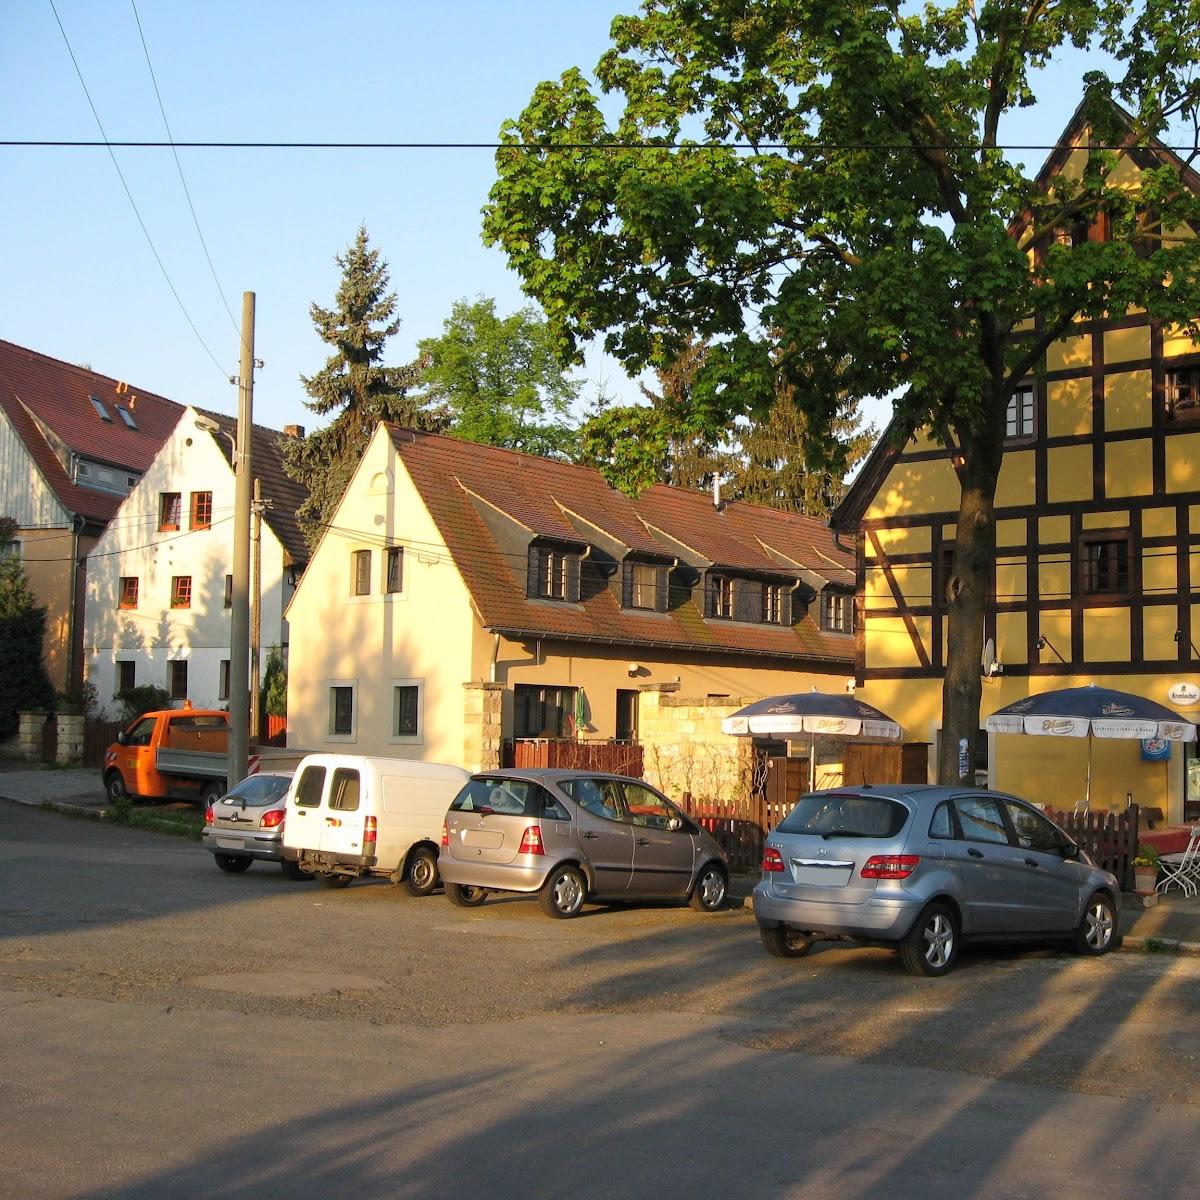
[
  {"left": 283, "top": 226, "right": 432, "bottom": 549},
  {"left": 413, "top": 297, "right": 579, "bottom": 457},
  {"left": 484, "top": 0, "right": 1200, "bottom": 782},
  {"left": 0, "top": 519, "right": 55, "bottom": 734}
]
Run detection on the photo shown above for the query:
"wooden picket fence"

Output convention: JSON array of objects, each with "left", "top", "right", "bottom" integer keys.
[
  {"left": 1045, "top": 805, "right": 1139, "bottom": 891},
  {"left": 505, "top": 738, "right": 644, "bottom": 776},
  {"left": 675, "top": 792, "right": 788, "bottom": 872}
]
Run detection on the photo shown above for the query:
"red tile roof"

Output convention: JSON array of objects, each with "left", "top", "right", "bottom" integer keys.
[
  {"left": 0, "top": 338, "right": 184, "bottom": 524},
  {"left": 389, "top": 428, "right": 855, "bottom": 665}
]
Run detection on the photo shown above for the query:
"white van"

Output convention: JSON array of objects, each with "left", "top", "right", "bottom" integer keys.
[{"left": 281, "top": 754, "right": 470, "bottom": 893}]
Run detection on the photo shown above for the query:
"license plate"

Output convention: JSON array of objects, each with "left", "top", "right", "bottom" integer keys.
[
  {"left": 790, "top": 860, "right": 853, "bottom": 887},
  {"left": 216, "top": 836, "right": 243, "bottom": 851}
]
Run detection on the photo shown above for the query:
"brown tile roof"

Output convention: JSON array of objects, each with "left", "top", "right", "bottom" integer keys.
[
  {"left": 196, "top": 410, "right": 310, "bottom": 565},
  {"left": 0, "top": 338, "right": 184, "bottom": 524},
  {"left": 389, "top": 428, "right": 854, "bottom": 665}
]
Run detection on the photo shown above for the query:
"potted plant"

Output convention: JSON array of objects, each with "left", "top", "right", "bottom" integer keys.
[{"left": 1132, "top": 845, "right": 1161, "bottom": 895}]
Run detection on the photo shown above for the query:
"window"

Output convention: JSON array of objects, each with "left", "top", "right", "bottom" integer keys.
[
  {"left": 118, "top": 577, "right": 139, "bottom": 609},
  {"left": 329, "top": 684, "right": 355, "bottom": 736},
  {"left": 89, "top": 395, "right": 113, "bottom": 422},
  {"left": 628, "top": 561, "right": 659, "bottom": 610},
  {"left": 170, "top": 576, "right": 192, "bottom": 609},
  {"left": 386, "top": 547, "right": 404, "bottom": 594},
  {"left": 223, "top": 574, "right": 233, "bottom": 608},
  {"left": 116, "top": 405, "right": 137, "bottom": 429},
  {"left": 535, "top": 547, "right": 566, "bottom": 600},
  {"left": 708, "top": 574, "right": 734, "bottom": 619},
  {"left": 777, "top": 793, "right": 910, "bottom": 838},
  {"left": 294, "top": 765, "right": 326, "bottom": 808},
  {"left": 621, "top": 781, "right": 682, "bottom": 830},
  {"left": 763, "top": 583, "right": 788, "bottom": 624},
  {"left": 513, "top": 683, "right": 577, "bottom": 738},
  {"left": 954, "top": 795, "right": 1010, "bottom": 845},
  {"left": 159, "top": 492, "right": 181, "bottom": 531},
  {"left": 218, "top": 659, "right": 230, "bottom": 701},
  {"left": 1002, "top": 800, "right": 1063, "bottom": 854},
  {"left": 125, "top": 716, "right": 156, "bottom": 746},
  {"left": 190, "top": 491, "right": 213, "bottom": 530},
  {"left": 1005, "top": 385, "right": 1035, "bottom": 440},
  {"left": 116, "top": 660, "right": 135, "bottom": 692},
  {"left": 1081, "top": 533, "right": 1130, "bottom": 594},
  {"left": 328, "top": 768, "right": 360, "bottom": 812},
  {"left": 353, "top": 549, "right": 371, "bottom": 596},
  {"left": 561, "top": 778, "right": 624, "bottom": 822},
  {"left": 928, "top": 801, "right": 955, "bottom": 839},
  {"left": 169, "top": 660, "right": 188, "bottom": 700},
  {"left": 451, "top": 777, "right": 567, "bottom": 820},
  {"left": 1166, "top": 365, "right": 1200, "bottom": 420},
  {"left": 392, "top": 682, "right": 421, "bottom": 740},
  {"left": 820, "top": 591, "right": 854, "bottom": 634}
]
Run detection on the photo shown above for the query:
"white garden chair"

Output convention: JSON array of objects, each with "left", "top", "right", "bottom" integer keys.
[{"left": 1156, "top": 827, "right": 1200, "bottom": 898}]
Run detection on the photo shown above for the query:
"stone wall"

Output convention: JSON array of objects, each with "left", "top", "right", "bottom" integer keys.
[
  {"left": 637, "top": 684, "right": 758, "bottom": 804},
  {"left": 462, "top": 682, "right": 503, "bottom": 773},
  {"left": 55, "top": 713, "right": 84, "bottom": 766},
  {"left": 16, "top": 711, "right": 47, "bottom": 761}
]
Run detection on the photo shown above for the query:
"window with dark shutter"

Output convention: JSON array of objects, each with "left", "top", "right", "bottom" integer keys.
[
  {"left": 528, "top": 544, "right": 575, "bottom": 601},
  {"left": 733, "top": 579, "right": 761, "bottom": 623},
  {"left": 353, "top": 549, "right": 371, "bottom": 596},
  {"left": 820, "top": 591, "right": 853, "bottom": 634},
  {"left": 1080, "top": 531, "right": 1131, "bottom": 595},
  {"left": 708, "top": 574, "right": 734, "bottom": 619},
  {"left": 626, "top": 561, "right": 658, "bottom": 610}
]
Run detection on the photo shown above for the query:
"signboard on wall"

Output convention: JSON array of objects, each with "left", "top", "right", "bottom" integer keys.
[
  {"left": 1167, "top": 682, "right": 1200, "bottom": 708},
  {"left": 1141, "top": 738, "right": 1172, "bottom": 761}
]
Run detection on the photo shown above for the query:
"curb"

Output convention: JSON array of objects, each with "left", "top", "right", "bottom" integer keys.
[{"left": 1122, "top": 934, "right": 1200, "bottom": 957}]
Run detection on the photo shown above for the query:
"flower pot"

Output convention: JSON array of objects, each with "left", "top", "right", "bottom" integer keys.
[{"left": 1134, "top": 868, "right": 1158, "bottom": 895}]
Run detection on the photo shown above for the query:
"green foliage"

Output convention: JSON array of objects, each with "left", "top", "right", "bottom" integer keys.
[
  {"left": 0, "top": 528, "right": 55, "bottom": 735},
  {"left": 1134, "top": 844, "right": 1163, "bottom": 869},
  {"left": 415, "top": 297, "right": 580, "bottom": 457},
  {"left": 113, "top": 684, "right": 171, "bottom": 724},
  {"left": 261, "top": 644, "right": 288, "bottom": 719},
  {"left": 283, "top": 226, "right": 437, "bottom": 549},
  {"left": 56, "top": 680, "right": 98, "bottom": 716}
]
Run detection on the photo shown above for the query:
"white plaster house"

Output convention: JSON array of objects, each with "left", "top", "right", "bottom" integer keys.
[{"left": 83, "top": 407, "right": 308, "bottom": 716}]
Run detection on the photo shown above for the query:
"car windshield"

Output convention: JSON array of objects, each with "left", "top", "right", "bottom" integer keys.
[
  {"left": 224, "top": 775, "right": 291, "bottom": 806},
  {"left": 776, "top": 793, "right": 909, "bottom": 839}
]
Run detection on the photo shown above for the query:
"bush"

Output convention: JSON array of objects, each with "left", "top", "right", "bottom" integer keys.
[
  {"left": 56, "top": 680, "right": 98, "bottom": 716},
  {"left": 0, "top": 539, "right": 56, "bottom": 736},
  {"left": 113, "top": 684, "right": 171, "bottom": 724}
]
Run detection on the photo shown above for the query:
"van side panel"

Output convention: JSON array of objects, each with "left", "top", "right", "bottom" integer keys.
[{"left": 376, "top": 773, "right": 463, "bottom": 869}]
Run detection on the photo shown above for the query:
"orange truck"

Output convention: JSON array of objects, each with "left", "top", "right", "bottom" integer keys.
[{"left": 103, "top": 706, "right": 232, "bottom": 805}]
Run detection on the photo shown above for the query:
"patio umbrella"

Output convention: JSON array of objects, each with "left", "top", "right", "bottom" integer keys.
[
  {"left": 721, "top": 690, "right": 902, "bottom": 792},
  {"left": 983, "top": 684, "right": 1196, "bottom": 807}
]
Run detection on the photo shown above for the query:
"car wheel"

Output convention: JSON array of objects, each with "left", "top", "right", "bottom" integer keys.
[
  {"left": 214, "top": 853, "right": 252, "bottom": 874},
  {"left": 445, "top": 883, "right": 488, "bottom": 908},
  {"left": 104, "top": 771, "right": 129, "bottom": 803},
  {"left": 900, "top": 902, "right": 959, "bottom": 977},
  {"left": 200, "top": 782, "right": 225, "bottom": 807},
  {"left": 280, "top": 860, "right": 310, "bottom": 881},
  {"left": 318, "top": 873, "right": 352, "bottom": 889},
  {"left": 689, "top": 863, "right": 728, "bottom": 912},
  {"left": 538, "top": 865, "right": 586, "bottom": 918},
  {"left": 1074, "top": 892, "right": 1120, "bottom": 956},
  {"left": 759, "top": 924, "right": 815, "bottom": 958},
  {"left": 404, "top": 847, "right": 439, "bottom": 897}
]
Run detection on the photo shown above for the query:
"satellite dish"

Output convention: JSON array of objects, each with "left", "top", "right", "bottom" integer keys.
[{"left": 981, "top": 637, "right": 997, "bottom": 677}]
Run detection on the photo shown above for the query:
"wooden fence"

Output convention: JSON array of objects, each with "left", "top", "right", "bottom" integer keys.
[
  {"left": 83, "top": 719, "right": 124, "bottom": 767},
  {"left": 1045, "top": 805, "right": 1139, "bottom": 891},
  {"left": 677, "top": 792, "right": 787, "bottom": 872},
  {"left": 505, "top": 738, "right": 644, "bottom": 776}
]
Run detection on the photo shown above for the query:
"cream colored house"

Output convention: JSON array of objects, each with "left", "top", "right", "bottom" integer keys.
[
  {"left": 286, "top": 425, "right": 859, "bottom": 781},
  {"left": 83, "top": 408, "right": 308, "bottom": 716}
]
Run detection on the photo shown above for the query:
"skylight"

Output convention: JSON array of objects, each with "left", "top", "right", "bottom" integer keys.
[
  {"left": 89, "top": 395, "right": 113, "bottom": 422},
  {"left": 116, "top": 405, "right": 137, "bottom": 429}
]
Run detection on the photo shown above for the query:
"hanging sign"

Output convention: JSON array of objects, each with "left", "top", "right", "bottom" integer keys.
[
  {"left": 1167, "top": 682, "right": 1200, "bottom": 708},
  {"left": 1141, "top": 738, "right": 1172, "bottom": 761}
]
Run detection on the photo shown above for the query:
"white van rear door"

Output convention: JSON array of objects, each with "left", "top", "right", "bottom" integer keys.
[
  {"left": 284, "top": 762, "right": 327, "bottom": 852},
  {"left": 320, "top": 766, "right": 367, "bottom": 858}
]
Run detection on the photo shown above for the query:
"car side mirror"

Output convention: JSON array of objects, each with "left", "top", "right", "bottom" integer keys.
[
  {"left": 1060, "top": 842, "right": 1079, "bottom": 861},
  {"left": 116, "top": 731, "right": 127, "bottom": 745},
  {"left": 667, "top": 816, "right": 682, "bottom": 832}
]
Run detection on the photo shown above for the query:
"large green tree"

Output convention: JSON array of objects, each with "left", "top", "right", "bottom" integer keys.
[
  {"left": 283, "top": 226, "right": 432, "bottom": 548},
  {"left": 484, "top": 0, "right": 1200, "bottom": 783},
  {"left": 414, "top": 297, "right": 579, "bottom": 457},
  {"left": 0, "top": 519, "right": 55, "bottom": 735}
]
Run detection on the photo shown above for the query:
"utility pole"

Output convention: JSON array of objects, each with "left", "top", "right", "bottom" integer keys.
[
  {"left": 250, "top": 477, "right": 262, "bottom": 742},
  {"left": 228, "top": 292, "right": 255, "bottom": 786}
]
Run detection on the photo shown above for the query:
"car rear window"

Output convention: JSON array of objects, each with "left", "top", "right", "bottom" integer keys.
[
  {"left": 225, "top": 775, "right": 291, "bottom": 806},
  {"left": 776, "top": 793, "right": 910, "bottom": 838},
  {"left": 294, "top": 766, "right": 326, "bottom": 808},
  {"left": 451, "top": 778, "right": 563, "bottom": 819}
]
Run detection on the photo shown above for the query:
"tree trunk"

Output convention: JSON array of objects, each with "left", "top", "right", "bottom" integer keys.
[{"left": 937, "top": 428, "right": 1004, "bottom": 785}]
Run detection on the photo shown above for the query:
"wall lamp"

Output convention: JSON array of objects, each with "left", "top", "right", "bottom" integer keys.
[
  {"left": 1035, "top": 635, "right": 1068, "bottom": 664},
  {"left": 1174, "top": 629, "right": 1200, "bottom": 658}
]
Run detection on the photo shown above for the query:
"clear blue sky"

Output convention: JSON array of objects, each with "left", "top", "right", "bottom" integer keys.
[{"left": 0, "top": 1, "right": 1111, "bottom": 436}]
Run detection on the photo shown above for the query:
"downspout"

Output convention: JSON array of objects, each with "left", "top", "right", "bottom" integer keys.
[
  {"left": 489, "top": 632, "right": 501, "bottom": 683},
  {"left": 67, "top": 513, "right": 83, "bottom": 690}
]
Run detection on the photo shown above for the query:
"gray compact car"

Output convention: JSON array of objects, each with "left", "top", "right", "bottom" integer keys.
[
  {"left": 439, "top": 770, "right": 729, "bottom": 918},
  {"left": 201, "top": 772, "right": 307, "bottom": 879},
  {"left": 753, "top": 784, "right": 1121, "bottom": 976}
]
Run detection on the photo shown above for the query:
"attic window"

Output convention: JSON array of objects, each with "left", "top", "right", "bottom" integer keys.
[
  {"left": 89, "top": 395, "right": 113, "bottom": 422},
  {"left": 527, "top": 543, "right": 580, "bottom": 603},
  {"left": 820, "top": 591, "right": 854, "bottom": 634},
  {"left": 116, "top": 406, "right": 137, "bottom": 429},
  {"left": 623, "top": 560, "right": 666, "bottom": 612}
]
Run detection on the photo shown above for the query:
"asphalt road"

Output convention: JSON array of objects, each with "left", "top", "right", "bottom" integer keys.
[{"left": 2, "top": 800, "right": 1197, "bottom": 1200}]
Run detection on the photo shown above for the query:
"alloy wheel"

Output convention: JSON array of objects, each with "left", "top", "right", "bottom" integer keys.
[
  {"left": 923, "top": 913, "right": 954, "bottom": 970},
  {"left": 1084, "top": 899, "right": 1115, "bottom": 950}
]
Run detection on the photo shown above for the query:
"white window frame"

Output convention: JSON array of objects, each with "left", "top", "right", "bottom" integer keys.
[
  {"left": 1005, "top": 385, "right": 1036, "bottom": 441},
  {"left": 389, "top": 677, "right": 424, "bottom": 745},
  {"left": 327, "top": 678, "right": 358, "bottom": 742}
]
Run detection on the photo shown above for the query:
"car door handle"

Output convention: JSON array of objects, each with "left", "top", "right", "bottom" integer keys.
[
  {"left": 967, "top": 848, "right": 984, "bottom": 858},
  {"left": 580, "top": 831, "right": 599, "bottom": 839},
  {"left": 1025, "top": 857, "right": 1040, "bottom": 868}
]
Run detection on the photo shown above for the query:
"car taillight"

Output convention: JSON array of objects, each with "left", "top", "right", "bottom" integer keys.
[
  {"left": 260, "top": 809, "right": 284, "bottom": 829},
  {"left": 364, "top": 815, "right": 378, "bottom": 847},
  {"left": 861, "top": 854, "right": 921, "bottom": 879},
  {"left": 441, "top": 821, "right": 449, "bottom": 847},
  {"left": 518, "top": 825, "right": 544, "bottom": 855},
  {"left": 761, "top": 846, "right": 784, "bottom": 872},
  {"left": 204, "top": 805, "right": 214, "bottom": 826}
]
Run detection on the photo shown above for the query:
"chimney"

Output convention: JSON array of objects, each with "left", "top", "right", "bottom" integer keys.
[
  {"left": 712, "top": 474, "right": 722, "bottom": 510},
  {"left": 282, "top": 424, "right": 305, "bottom": 438}
]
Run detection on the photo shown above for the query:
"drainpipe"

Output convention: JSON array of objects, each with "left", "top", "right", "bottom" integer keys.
[{"left": 489, "top": 632, "right": 501, "bottom": 683}]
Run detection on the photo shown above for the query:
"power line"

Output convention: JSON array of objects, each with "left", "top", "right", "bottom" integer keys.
[
  {"left": 128, "top": 0, "right": 242, "bottom": 344},
  {"left": 46, "top": 0, "right": 229, "bottom": 382}
]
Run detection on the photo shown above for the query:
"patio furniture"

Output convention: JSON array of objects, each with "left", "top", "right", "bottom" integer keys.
[{"left": 1156, "top": 826, "right": 1200, "bottom": 898}]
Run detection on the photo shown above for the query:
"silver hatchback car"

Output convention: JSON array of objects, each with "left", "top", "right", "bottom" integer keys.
[
  {"left": 439, "top": 770, "right": 729, "bottom": 918},
  {"left": 753, "top": 784, "right": 1121, "bottom": 976}
]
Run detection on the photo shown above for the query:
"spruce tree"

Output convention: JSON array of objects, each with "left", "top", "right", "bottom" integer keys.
[
  {"left": 0, "top": 519, "right": 55, "bottom": 735},
  {"left": 283, "top": 226, "right": 432, "bottom": 548}
]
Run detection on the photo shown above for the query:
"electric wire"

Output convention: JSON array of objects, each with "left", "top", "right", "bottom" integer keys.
[{"left": 46, "top": 0, "right": 229, "bottom": 382}]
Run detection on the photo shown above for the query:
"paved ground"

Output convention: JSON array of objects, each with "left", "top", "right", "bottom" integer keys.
[{"left": 2, "top": 799, "right": 1198, "bottom": 1199}]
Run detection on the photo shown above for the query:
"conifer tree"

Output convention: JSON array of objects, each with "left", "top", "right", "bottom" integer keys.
[
  {"left": 0, "top": 519, "right": 55, "bottom": 735},
  {"left": 283, "top": 226, "right": 432, "bottom": 548}
]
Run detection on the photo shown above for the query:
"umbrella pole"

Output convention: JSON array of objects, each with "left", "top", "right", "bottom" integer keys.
[
  {"left": 809, "top": 732, "right": 816, "bottom": 794},
  {"left": 1086, "top": 729, "right": 1093, "bottom": 809}
]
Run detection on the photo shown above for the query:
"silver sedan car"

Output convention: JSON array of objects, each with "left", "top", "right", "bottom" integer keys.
[
  {"left": 201, "top": 772, "right": 307, "bottom": 879},
  {"left": 753, "top": 784, "right": 1121, "bottom": 976},
  {"left": 439, "top": 770, "right": 729, "bottom": 918}
]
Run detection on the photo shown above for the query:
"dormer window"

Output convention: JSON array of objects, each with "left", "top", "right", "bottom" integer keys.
[
  {"left": 527, "top": 543, "right": 580, "bottom": 603},
  {"left": 763, "top": 583, "right": 790, "bottom": 625},
  {"left": 623, "top": 560, "right": 667, "bottom": 612},
  {"left": 821, "top": 591, "right": 854, "bottom": 634},
  {"left": 707, "top": 574, "right": 735, "bottom": 619}
]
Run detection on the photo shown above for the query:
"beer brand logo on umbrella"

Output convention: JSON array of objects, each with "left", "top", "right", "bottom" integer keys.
[
  {"left": 1040, "top": 719, "right": 1077, "bottom": 735},
  {"left": 1100, "top": 702, "right": 1135, "bottom": 717},
  {"left": 814, "top": 718, "right": 848, "bottom": 734}
]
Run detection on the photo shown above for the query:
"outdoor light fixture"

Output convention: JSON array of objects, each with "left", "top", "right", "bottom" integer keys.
[
  {"left": 1173, "top": 629, "right": 1200, "bottom": 658},
  {"left": 1035, "top": 635, "right": 1068, "bottom": 664}
]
